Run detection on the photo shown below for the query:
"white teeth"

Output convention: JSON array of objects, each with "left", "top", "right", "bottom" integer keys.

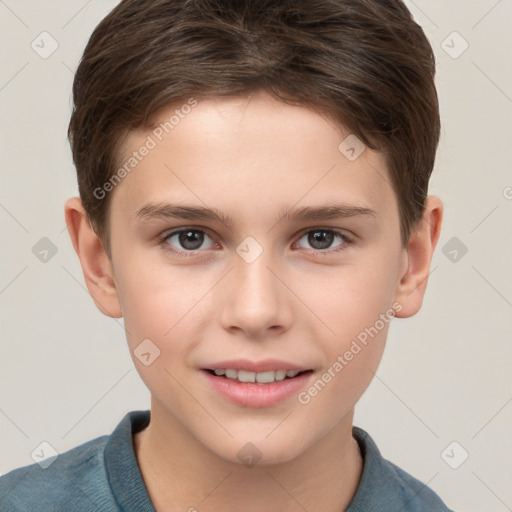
[
  {"left": 211, "top": 368, "right": 305, "bottom": 383},
  {"left": 275, "top": 369, "right": 287, "bottom": 381},
  {"left": 225, "top": 369, "right": 238, "bottom": 379},
  {"left": 237, "top": 370, "right": 256, "bottom": 383},
  {"left": 256, "top": 371, "right": 275, "bottom": 383}
]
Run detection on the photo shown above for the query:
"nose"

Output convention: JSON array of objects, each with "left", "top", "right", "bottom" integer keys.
[{"left": 218, "top": 248, "right": 293, "bottom": 339}]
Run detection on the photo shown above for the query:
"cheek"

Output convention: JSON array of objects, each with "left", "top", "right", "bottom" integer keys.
[
  {"left": 115, "top": 258, "right": 207, "bottom": 350},
  {"left": 297, "top": 272, "right": 394, "bottom": 420},
  {"left": 114, "top": 263, "right": 211, "bottom": 402},
  {"left": 299, "top": 259, "right": 397, "bottom": 342},
  {"left": 293, "top": 254, "right": 397, "bottom": 408}
]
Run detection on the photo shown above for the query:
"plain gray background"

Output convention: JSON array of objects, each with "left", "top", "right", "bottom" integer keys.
[{"left": 1, "top": 1, "right": 511, "bottom": 510}]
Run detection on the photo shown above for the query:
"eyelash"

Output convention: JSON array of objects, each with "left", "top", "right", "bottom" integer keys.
[{"left": 158, "top": 227, "right": 354, "bottom": 258}]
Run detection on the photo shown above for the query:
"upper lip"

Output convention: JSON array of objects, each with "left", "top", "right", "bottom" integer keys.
[{"left": 203, "top": 359, "right": 311, "bottom": 373}]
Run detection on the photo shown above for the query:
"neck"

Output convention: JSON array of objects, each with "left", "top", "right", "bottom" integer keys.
[{"left": 133, "top": 400, "right": 363, "bottom": 512}]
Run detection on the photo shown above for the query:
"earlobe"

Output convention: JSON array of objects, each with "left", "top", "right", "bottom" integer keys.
[
  {"left": 64, "top": 197, "right": 122, "bottom": 319},
  {"left": 394, "top": 196, "right": 443, "bottom": 318}
]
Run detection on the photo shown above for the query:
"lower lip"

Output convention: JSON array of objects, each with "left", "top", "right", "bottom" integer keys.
[{"left": 201, "top": 370, "right": 314, "bottom": 408}]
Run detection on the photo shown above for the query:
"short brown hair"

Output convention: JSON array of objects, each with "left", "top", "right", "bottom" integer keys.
[{"left": 68, "top": 0, "right": 440, "bottom": 258}]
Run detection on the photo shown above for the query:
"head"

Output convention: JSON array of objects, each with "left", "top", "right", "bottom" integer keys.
[{"left": 65, "top": 0, "right": 443, "bottom": 465}]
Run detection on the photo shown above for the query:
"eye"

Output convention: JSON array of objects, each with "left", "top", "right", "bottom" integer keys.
[
  {"left": 159, "top": 226, "right": 353, "bottom": 258},
  {"left": 161, "top": 228, "right": 216, "bottom": 255},
  {"left": 294, "top": 228, "right": 352, "bottom": 253}
]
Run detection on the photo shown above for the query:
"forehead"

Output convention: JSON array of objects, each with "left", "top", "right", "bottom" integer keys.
[{"left": 109, "top": 92, "right": 397, "bottom": 228}]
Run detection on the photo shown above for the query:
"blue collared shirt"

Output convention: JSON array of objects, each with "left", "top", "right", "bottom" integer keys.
[{"left": 0, "top": 410, "right": 454, "bottom": 511}]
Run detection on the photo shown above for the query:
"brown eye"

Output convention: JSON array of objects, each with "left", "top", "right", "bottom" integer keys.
[
  {"left": 295, "top": 229, "right": 351, "bottom": 252},
  {"left": 308, "top": 230, "right": 335, "bottom": 250},
  {"left": 163, "top": 229, "right": 215, "bottom": 253}
]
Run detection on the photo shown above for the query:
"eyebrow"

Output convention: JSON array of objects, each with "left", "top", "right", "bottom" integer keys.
[{"left": 135, "top": 202, "right": 377, "bottom": 226}]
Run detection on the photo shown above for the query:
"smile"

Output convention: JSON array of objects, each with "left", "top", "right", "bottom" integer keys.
[{"left": 205, "top": 368, "right": 311, "bottom": 384}]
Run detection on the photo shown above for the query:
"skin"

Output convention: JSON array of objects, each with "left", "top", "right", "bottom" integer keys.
[{"left": 65, "top": 91, "right": 443, "bottom": 512}]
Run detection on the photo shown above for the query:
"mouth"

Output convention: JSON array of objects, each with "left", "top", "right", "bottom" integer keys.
[
  {"left": 203, "top": 368, "right": 314, "bottom": 384},
  {"left": 201, "top": 362, "right": 315, "bottom": 407}
]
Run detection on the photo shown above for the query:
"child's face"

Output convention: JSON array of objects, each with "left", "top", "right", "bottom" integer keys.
[{"left": 105, "top": 92, "right": 409, "bottom": 463}]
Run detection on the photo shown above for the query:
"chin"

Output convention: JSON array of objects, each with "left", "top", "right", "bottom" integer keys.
[{"left": 211, "top": 436, "right": 309, "bottom": 468}]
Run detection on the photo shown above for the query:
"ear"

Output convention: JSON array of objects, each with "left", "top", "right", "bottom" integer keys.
[
  {"left": 394, "top": 195, "right": 443, "bottom": 318},
  {"left": 64, "top": 197, "right": 122, "bottom": 318}
]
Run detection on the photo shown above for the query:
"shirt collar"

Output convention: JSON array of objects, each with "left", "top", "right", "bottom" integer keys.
[
  {"left": 104, "top": 409, "right": 155, "bottom": 511},
  {"left": 104, "top": 410, "right": 409, "bottom": 511}
]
